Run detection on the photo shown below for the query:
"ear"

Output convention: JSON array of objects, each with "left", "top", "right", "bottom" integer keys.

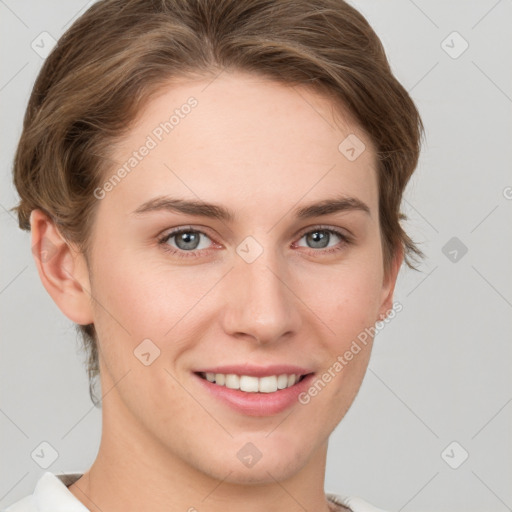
[
  {"left": 30, "top": 209, "right": 94, "bottom": 325},
  {"left": 377, "top": 243, "right": 404, "bottom": 322}
]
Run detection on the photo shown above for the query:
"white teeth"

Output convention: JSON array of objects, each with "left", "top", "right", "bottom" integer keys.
[
  {"left": 240, "top": 375, "right": 259, "bottom": 392},
  {"left": 276, "top": 374, "right": 288, "bottom": 389},
  {"left": 225, "top": 374, "right": 240, "bottom": 389},
  {"left": 202, "top": 372, "right": 303, "bottom": 393},
  {"left": 259, "top": 376, "right": 278, "bottom": 393}
]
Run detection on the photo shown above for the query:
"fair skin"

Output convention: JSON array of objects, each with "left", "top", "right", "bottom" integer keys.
[{"left": 30, "top": 71, "right": 402, "bottom": 512}]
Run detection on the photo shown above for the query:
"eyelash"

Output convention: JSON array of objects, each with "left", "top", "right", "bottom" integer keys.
[{"left": 157, "top": 225, "right": 353, "bottom": 259}]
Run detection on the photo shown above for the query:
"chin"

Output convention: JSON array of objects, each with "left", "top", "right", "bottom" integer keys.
[
  {"left": 213, "top": 459, "right": 304, "bottom": 486},
  {"left": 197, "top": 438, "right": 311, "bottom": 485}
]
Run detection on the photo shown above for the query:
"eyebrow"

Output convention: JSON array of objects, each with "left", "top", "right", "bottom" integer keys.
[{"left": 130, "top": 194, "right": 371, "bottom": 221}]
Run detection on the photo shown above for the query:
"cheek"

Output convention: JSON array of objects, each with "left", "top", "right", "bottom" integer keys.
[
  {"left": 312, "top": 261, "right": 383, "bottom": 411},
  {"left": 91, "top": 254, "right": 194, "bottom": 336},
  {"left": 89, "top": 259, "right": 200, "bottom": 413},
  {"left": 314, "top": 263, "right": 384, "bottom": 342},
  {"left": 89, "top": 253, "right": 221, "bottom": 380}
]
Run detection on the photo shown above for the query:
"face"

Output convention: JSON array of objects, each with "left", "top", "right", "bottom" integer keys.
[{"left": 81, "top": 71, "right": 399, "bottom": 483}]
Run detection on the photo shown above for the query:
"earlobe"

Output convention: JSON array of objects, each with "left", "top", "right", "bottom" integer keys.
[{"left": 30, "top": 209, "right": 94, "bottom": 325}]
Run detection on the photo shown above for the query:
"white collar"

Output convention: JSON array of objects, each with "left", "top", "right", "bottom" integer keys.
[{"left": 33, "top": 472, "right": 89, "bottom": 512}]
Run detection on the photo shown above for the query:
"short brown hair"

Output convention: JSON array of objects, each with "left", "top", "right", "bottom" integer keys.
[{"left": 11, "top": 0, "right": 424, "bottom": 406}]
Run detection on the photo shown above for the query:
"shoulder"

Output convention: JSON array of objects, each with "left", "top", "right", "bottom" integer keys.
[
  {"left": 1, "top": 472, "right": 87, "bottom": 512},
  {"left": 327, "top": 492, "right": 391, "bottom": 512}
]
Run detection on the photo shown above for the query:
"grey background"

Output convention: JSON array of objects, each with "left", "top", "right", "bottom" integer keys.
[{"left": 1, "top": 1, "right": 511, "bottom": 511}]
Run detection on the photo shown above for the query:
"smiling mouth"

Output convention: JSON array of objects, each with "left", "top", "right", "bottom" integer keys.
[{"left": 196, "top": 372, "right": 310, "bottom": 393}]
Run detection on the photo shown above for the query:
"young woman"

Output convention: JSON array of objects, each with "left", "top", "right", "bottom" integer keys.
[{"left": 5, "top": 1, "right": 423, "bottom": 511}]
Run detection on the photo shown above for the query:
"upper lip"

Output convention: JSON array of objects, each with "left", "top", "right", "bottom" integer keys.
[{"left": 194, "top": 364, "right": 313, "bottom": 378}]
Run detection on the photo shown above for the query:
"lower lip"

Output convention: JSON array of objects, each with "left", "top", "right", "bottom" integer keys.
[{"left": 194, "top": 373, "right": 315, "bottom": 417}]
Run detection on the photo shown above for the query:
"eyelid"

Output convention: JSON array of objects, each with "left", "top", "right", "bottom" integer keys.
[
  {"left": 294, "top": 223, "right": 353, "bottom": 241},
  {"left": 159, "top": 224, "right": 218, "bottom": 242}
]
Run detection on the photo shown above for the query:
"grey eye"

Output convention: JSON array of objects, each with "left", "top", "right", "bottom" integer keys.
[{"left": 164, "top": 230, "right": 210, "bottom": 251}]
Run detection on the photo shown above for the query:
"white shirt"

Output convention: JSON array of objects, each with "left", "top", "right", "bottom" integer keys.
[{"left": 2, "top": 472, "right": 388, "bottom": 512}]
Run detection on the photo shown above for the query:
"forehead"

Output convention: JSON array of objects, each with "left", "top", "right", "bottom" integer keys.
[{"left": 99, "top": 71, "right": 378, "bottom": 221}]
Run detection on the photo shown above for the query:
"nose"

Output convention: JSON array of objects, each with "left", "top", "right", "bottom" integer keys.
[{"left": 220, "top": 248, "right": 302, "bottom": 345}]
